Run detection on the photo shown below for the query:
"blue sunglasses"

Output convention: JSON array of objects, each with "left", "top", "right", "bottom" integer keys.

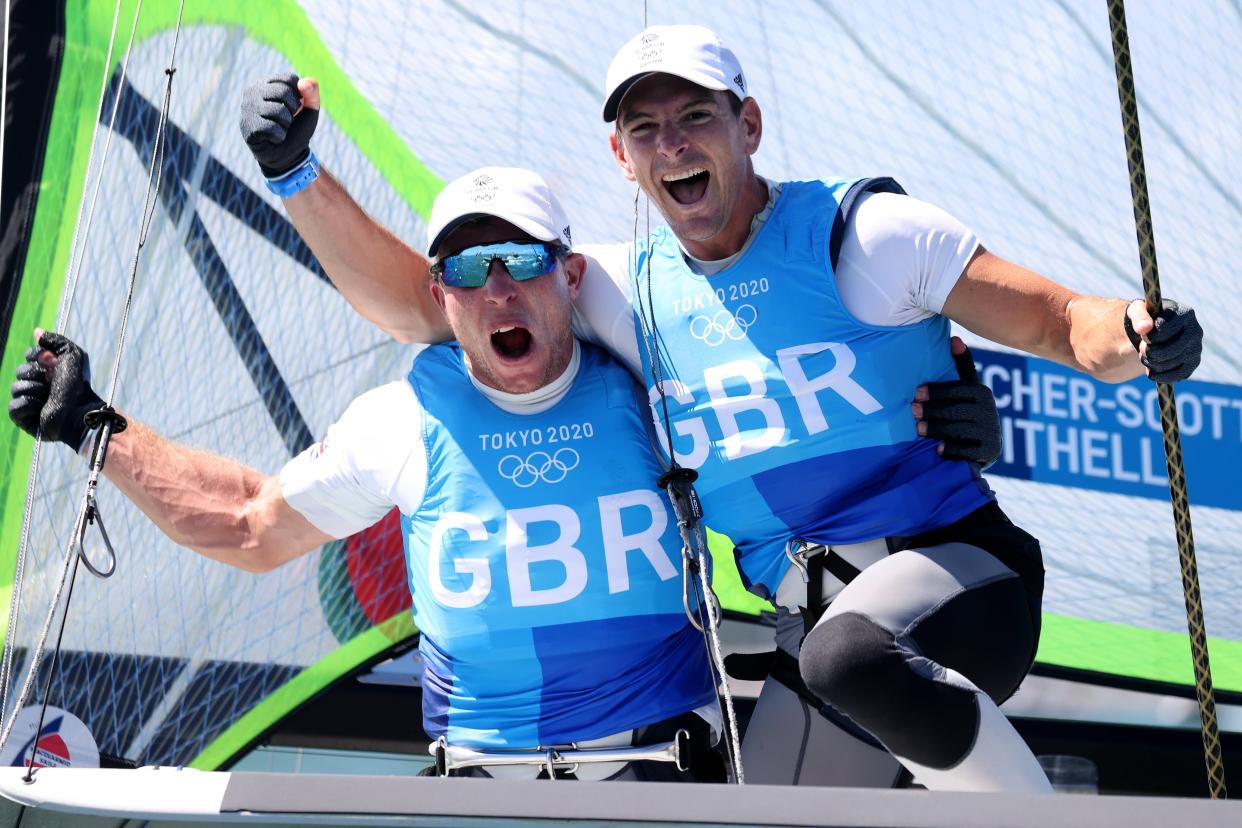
[{"left": 432, "top": 241, "right": 570, "bottom": 288}]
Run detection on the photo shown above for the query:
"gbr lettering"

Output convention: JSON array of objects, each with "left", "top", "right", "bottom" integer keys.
[
  {"left": 428, "top": 489, "right": 677, "bottom": 608},
  {"left": 650, "top": 341, "right": 882, "bottom": 466}
]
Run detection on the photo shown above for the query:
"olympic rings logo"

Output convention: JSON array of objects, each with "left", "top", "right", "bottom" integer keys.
[
  {"left": 688, "top": 304, "right": 757, "bottom": 346},
  {"left": 497, "top": 448, "right": 581, "bottom": 488}
]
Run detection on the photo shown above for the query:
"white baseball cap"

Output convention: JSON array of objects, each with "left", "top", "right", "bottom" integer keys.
[
  {"left": 602, "top": 24, "right": 748, "bottom": 123},
  {"left": 426, "top": 167, "right": 573, "bottom": 259}
]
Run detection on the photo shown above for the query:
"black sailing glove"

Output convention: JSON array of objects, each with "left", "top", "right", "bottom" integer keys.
[
  {"left": 1123, "top": 299, "right": 1203, "bottom": 383},
  {"left": 917, "top": 341, "right": 1001, "bottom": 468},
  {"left": 8, "top": 331, "right": 105, "bottom": 449},
  {"left": 239, "top": 72, "right": 319, "bottom": 178}
]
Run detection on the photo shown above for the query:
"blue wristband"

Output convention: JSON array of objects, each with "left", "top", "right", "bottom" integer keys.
[{"left": 265, "top": 149, "right": 321, "bottom": 198}]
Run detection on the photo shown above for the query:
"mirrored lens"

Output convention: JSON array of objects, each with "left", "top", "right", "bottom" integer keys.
[{"left": 437, "top": 242, "right": 559, "bottom": 288}]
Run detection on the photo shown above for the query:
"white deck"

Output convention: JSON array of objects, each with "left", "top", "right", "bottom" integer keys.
[{"left": 1, "top": 767, "right": 1240, "bottom": 828}]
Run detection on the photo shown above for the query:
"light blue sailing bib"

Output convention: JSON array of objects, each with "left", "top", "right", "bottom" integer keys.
[
  {"left": 404, "top": 342, "right": 715, "bottom": 748},
  {"left": 632, "top": 178, "right": 993, "bottom": 597}
]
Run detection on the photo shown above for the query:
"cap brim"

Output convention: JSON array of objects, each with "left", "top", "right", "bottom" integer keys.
[
  {"left": 602, "top": 69, "right": 732, "bottom": 122},
  {"left": 427, "top": 212, "right": 562, "bottom": 260},
  {"left": 602, "top": 72, "right": 654, "bottom": 123},
  {"left": 427, "top": 213, "right": 487, "bottom": 260}
]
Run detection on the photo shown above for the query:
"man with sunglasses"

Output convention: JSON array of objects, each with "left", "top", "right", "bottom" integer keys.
[
  {"left": 8, "top": 167, "right": 728, "bottom": 782},
  {"left": 238, "top": 72, "right": 1018, "bottom": 791},
  {"left": 238, "top": 34, "right": 1201, "bottom": 792}
]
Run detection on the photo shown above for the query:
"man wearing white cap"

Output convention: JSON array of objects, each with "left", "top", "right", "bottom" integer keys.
[
  {"left": 589, "top": 23, "right": 1202, "bottom": 795},
  {"left": 8, "top": 167, "right": 727, "bottom": 782},
  {"left": 234, "top": 32, "right": 1202, "bottom": 793}
]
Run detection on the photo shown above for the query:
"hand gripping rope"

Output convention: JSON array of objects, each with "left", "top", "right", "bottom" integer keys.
[
  {"left": 0, "top": 0, "right": 187, "bottom": 779},
  {"left": 1107, "top": 0, "right": 1226, "bottom": 799}
]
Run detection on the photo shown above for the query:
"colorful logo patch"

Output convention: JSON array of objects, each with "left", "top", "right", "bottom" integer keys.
[{"left": 0, "top": 706, "right": 100, "bottom": 769}]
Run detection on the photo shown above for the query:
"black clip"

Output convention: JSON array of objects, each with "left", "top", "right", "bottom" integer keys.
[
  {"left": 658, "top": 466, "right": 703, "bottom": 526},
  {"left": 83, "top": 405, "right": 128, "bottom": 434},
  {"left": 74, "top": 493, "right": 117, "bottom": 579},
  {"left": 433, "top": 738, "right": 447, "bottom": 777},
  {"left": 83, "top": 406, "right": 127, "bottom": 474}
]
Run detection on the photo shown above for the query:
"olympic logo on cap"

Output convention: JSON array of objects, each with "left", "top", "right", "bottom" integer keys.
[
  {"left": 688, "top": 304, "right": 757, "bottom": 346},
  {"left": 497, "top": 448, "right": 581, "bottom": 488},
  {"left": 469, "top": 174, "right": 497, "bottom": 202}
]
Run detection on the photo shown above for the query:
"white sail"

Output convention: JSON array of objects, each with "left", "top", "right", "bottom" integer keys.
[{"left": 0, "top": 0, "right": 1237, "bottom": 772}]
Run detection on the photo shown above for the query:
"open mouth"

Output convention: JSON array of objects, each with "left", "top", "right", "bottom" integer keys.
[
  {"left": 662, "top": 167, "right": 710, "bottom": 206},
  {"left": 491, "top": 325, "right": 533, "bottom": 360}
]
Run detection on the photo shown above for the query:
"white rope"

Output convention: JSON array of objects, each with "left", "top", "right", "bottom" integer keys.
[
  {"left": 103, "top": 1, "right": 186, "bottom": 406},
  {"left": 0, "top": 0, "right": 187, "bottom": 759},
  {"left": 58, "top": 0, "right": 140, "bottom": 332},
  {"left": 0, "top": 491, "right": 92, "bottom": 753},
  {"left": 682, "top": 524, "right": 745, "bottom": 784},
  {"left": 0, "top": 0, "right": 125, "bottom": 734}
]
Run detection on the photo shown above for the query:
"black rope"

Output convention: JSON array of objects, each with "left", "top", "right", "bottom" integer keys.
[
  {"left": 1106, "top": 0, "right": 1225, "bottom": 799},
  {"left": 22, "top": 553, "right": 83, "bottom": 781},
  {"left": 628, "top": 169, "right": 744, "bottom": 781},
  {"left": 630, "top": 197, "right": 681, "bottom": 468}
]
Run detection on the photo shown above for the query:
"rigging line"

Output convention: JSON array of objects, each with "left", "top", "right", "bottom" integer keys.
[
  {"left": 58, "top": 0, "right": 138, "bottom": 333},
  {"left": 642, "top": 201, "right": 679, "bottom": 460},
  {"left": 0, "top": 485, "right": 91, "bottom": 755},
  {"left": 680, "top": 525, "right": 744, "bottom": 784},
  {"left": 624, "top": 59, "right": 744, "bottom": 780},
  {"left": 1107, "top": 0, "right": 1226, "bottom": 798},
  {"left": 108, "top": 74, "right": 315, "bottom": 455},
  {"left": 630, "top": 203, "right": 678, "bottom": 463},
  {"left": 0, "top": 0, "right": 187, "bottom": 758},
  {"left": 624, "top": 0, "right": 743, "bottom": 782},
  {"left": 695, "top": 542, "right": 744, "bottom": 784},
  {"left": 0, "top": 0, "right": 125, "bottom": 732},
  {"left": 21, "top": 529, "right": 87, "bottom": 781},
  {"left": 103, "top": 0, "right": 187, "bottom": 407}
]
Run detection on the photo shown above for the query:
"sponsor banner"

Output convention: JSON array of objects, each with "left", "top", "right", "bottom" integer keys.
[
  {"left": 0, "top": 705, "right": 100, "bottom": 769},
  {"left": 975, "top": 348, "right": 1240, "bottom": 511}
]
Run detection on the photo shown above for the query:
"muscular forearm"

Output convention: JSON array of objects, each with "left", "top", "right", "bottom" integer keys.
[
  {"left": 97, "top": 420, "right": 321, "bottom": 571},
  {"left": 947, "top": 250, "right": 1143, "bottom": 383},
  {"left": 285, "top": 169, "right": 451, "bottom": 343}
]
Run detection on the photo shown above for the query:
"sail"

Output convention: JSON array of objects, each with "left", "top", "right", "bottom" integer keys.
[{"left": 1, "top": 0, "right": 1239, "bottom": 771}]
